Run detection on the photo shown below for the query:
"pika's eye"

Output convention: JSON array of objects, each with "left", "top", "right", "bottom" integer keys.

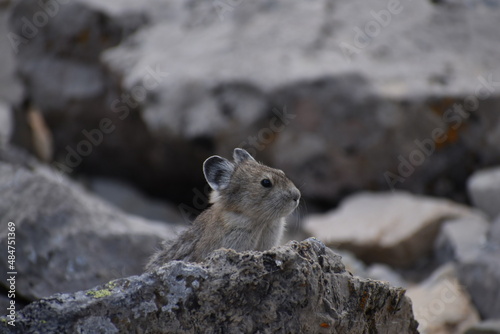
[{"left": 261, "top": 179, "right": 272, "bottom": 188}]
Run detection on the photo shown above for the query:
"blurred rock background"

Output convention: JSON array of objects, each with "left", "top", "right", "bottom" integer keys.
[{"left": 1, "top": 0, "right": 500, "bottom": 333}]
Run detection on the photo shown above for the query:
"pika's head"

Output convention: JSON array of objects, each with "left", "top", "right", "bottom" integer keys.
[{"left": 203, "top": 148, "right": 300, "bottom": 220}]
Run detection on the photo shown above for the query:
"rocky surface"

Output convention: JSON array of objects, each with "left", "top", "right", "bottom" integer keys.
[
  {"left": 304, "top": 191, "right": 475, "bottom": 267},
  {"left": 0, "top": 146, "right": 180, "bottom": 303},
  {"left": 406, "top": 264, "right": 479, "bottom": 334},
  {"left": 3, "top": 1, "right": 500, "bottom": 333},
  {"left": 5, "top": 0, "right": 500, "bottom": 205},
  {"left": 0, "top": 239, "right": 419, "bottom": 334}
]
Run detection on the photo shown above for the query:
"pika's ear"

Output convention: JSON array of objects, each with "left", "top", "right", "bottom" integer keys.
[
  {"left": 233, "top": 148, "right": 255, "bottom": 164},
  {"left": 203, "top": 156, "right": 235, "bottom": 190}
]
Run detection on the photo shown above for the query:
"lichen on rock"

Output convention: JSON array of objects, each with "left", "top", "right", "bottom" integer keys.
[{"left": 1, "top": 238, "right": 419, "bottom": 334}]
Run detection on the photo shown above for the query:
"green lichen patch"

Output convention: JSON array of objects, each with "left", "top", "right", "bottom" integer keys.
[
  {"left": 86, "top": 288, "right": 113, "bottom": 299},
  {"left": 85, "top": 280, "right": 121, "bottom": 299}
]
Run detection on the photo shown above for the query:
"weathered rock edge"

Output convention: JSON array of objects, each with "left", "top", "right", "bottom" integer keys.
[{"left": 1, "top": 238, "right": 418, "bottom": 334}]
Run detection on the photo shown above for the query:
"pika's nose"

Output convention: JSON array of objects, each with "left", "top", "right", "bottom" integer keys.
[{"left": 291, "top": 188, "right": 301, "bottom": 203}]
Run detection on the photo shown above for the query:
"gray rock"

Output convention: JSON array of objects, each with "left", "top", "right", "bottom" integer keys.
[
  {"left": 406, "top": 264, "right": 480, "bottom": 334},
  {"left": 465, "top": 320, "right": 500, "bottom": 334},
  {"left": 0, "top": 146, "right": 180, "bottom": 302},
  {"left": 304, "top": 191, "right": 475, "bottom": 267},
  {"left": 457, "top": 244, "right": 500, "bottom": 320},
  {"left": 0, "top": 239, "right": 419, "bottom": 334},
  {"left": 434, "top": 215, "right": 489, "bottom": 264},
  {"left": 468, "top": 167, "right": 500, "bottom": 218}
]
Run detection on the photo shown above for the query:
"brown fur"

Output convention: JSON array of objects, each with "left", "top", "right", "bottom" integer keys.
[{"left": 146, "top": 148, "right": 300, "bottom": 271}]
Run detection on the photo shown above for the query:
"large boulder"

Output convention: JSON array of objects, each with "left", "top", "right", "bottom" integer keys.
[
  {"left": 304, "top": 191, "right": 475, "bottom": 267},
  {"left": 0, "top": 146, "right": 180, "bottom": 303},
  {"left": 7, "top": 0, "right": 500, "bottom": 206},
  {"left": 101, "top": 0, "right": 500, "bottom": 204},
  {"left": 0, "top": 239, "right": 419, "bottom": 334}
]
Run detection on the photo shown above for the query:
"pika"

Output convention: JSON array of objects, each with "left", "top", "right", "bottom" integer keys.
[{"left": 146, "top": 148, "right": 300, "bottom": 270}]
